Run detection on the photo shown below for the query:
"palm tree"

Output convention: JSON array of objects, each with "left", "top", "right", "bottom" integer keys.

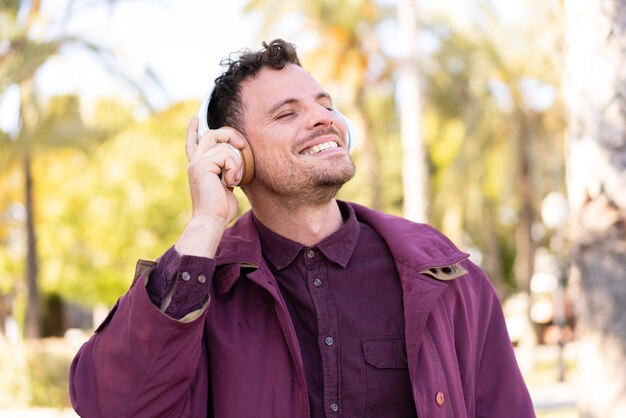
[
  {"left": 563, "top": 0, "right": 626, "bottom": 415},
  {"left": 397, "top": 0, "right": 428, "bottom": 222},
  {"left": 2, "top": 1, "right": 70, "bottom": 339},
  {"left": 419, "top": 0, "right": 565, "bottom": 297},
  {"left": 0, "top": 0, "right": 157, "bottom": 338}
]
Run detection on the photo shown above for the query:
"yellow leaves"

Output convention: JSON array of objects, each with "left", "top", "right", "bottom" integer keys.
[
  {"left": 0, "top": 100, "right": 203, "bottom": 306},
  {"left": 426, "top": 115, "right": 465, "bottom": 168},
  {"left": 483, "top": 142, "right": 507, "bottom": 199},
  {"left": 327, "top": 26, "right": 351, "bottom": 46},
  {"left": 362, "top": 1, "right": 378, "bottom": 21}
]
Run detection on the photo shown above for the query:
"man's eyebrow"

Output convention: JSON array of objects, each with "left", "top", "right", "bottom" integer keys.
[
  {"left": 317, "top": 92, "right": 333, "bottom": 105},
  {"left": 267, "top": 92, "right": 333, "bottom": 116},
  {"left": 268, "top": 98, "right": 298, "bottom": 116}
]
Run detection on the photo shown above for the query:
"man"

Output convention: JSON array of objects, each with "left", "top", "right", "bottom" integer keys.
[{"left": 70, "top": 39, "right": 535, "bottom": 417}]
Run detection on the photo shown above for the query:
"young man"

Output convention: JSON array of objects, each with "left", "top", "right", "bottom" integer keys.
[{"left": 70, "top": 39, "right": 535, "bottom": 417}]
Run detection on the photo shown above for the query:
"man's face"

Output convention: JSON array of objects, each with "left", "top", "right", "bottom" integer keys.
[{"left": 240, "top": 63, "right": 355, "bottom": 203}]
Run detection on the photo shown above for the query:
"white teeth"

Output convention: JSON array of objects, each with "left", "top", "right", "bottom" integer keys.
[{"left": 305, "top": 141, "right": 338, "bottom": 155}]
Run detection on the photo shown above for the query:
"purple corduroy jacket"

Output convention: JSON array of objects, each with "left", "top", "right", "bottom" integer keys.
[{"left": 70, "top": 202, "right": 535, "bottom": 418}]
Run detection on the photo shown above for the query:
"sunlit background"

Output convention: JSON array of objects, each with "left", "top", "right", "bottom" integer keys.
[{"left": 2, "top": 0, "right": 626, "bottom": 417}]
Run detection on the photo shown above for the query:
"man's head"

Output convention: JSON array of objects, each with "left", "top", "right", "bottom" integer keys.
[
  {"left": 208, "top": 39, "right": 301, "bottom": 135},
  {"left": 209, "top": 39, "right": 355, "bottom": 206}
]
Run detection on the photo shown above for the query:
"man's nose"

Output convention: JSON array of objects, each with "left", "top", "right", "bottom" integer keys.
[{"left": 306, "top": 105, "right": 335, "bottom": 130}]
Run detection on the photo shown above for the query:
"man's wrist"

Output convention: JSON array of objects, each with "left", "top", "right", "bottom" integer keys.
[{"left": 175, "top": 214, "right": 228, "bottom": 258}]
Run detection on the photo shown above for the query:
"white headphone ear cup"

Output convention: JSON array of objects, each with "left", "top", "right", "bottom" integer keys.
[
  {"left": 333, "top": 109, "right": 354, "bottom": 153},
  {"left": 197, "top": 87, "right": 215, "bottom": 141}
]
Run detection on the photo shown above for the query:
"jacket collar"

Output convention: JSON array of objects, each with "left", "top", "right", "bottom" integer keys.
[
  {"left": 215, "top": 211, "right": 263, "bottom": 267},
  {"left": 349, "top": 202, "right": 469, "bottom": 274},
  {"left": 214, "top": 202, "right": 469, "bottom": 295},
  {"left": 212, "top": 212, "right": 264, "bottom": 295}
]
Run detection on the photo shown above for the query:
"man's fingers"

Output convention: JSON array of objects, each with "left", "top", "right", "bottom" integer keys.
[
  {"left": 221, "top": 151, "right": 243, "bottom": 187},
  {"left": 197, "top": 127, "right": 246, "bottom": 152},
  {"left": 185, "top": 119, "right": 246, "bottom": 186},
  {"left": 188, "top": 144, "right": 243, "bottom": 186}
]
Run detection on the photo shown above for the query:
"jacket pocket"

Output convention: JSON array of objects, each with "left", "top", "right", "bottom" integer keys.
[{"left": 362, "top": 337, "right": 416, "bottom": 418}]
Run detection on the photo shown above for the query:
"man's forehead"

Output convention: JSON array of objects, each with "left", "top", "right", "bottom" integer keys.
[{"left": 241, "top": 65, "right": 329, "bottom": 109}]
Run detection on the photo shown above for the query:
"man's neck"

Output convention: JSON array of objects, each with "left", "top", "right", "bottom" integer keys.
[{"left": 251, "top": 198, "right": 344, "bottom": 246}]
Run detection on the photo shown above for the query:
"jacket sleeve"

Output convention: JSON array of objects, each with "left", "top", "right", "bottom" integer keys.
[
  {"left": 469, "top": 262, "right": 536, "bottom": 418},
  {"left": 69, "top": 249, "right": 215, "bottom": 418}
]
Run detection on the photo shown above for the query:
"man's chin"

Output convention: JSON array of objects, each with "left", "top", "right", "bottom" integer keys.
[
  {"left": 314, "top": 165, "right": 355, "bottom": 188},
  {"left": 315, "top": 176, "right": 352, "bottom": 190}
]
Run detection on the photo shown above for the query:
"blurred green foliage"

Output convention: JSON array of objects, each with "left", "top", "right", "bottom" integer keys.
[{"left": 2, "top": 101, "right": 198, "bottom": 307}]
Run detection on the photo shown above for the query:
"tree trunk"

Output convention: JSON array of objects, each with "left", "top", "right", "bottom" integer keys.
[
  {"left": 482, "top": 203, "right": 505, "bottom": 295},
  {"left": 397, "top": 0, "right": 428, "bottom": 223},
  {"left": 353, "top": 88, "right": 382, "bottom": 210},
  {"left": 24, "top": 152, "right": 41, "bottom": 339},
  {"left": 514, "top": 110, "right": 535, "bottom": 296},
  {"left": 19, "top": 78, "right": 41, "bottom": 340},
  {"left": 0, "top": 294, "right": 7, "bottom": 336},
  {"left": 564, "top": 0, "right": 626, "bottom": 416}
]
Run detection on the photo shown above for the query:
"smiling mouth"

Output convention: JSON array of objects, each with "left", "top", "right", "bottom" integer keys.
[{"left": 303, "top": 141, "right": 339, "bottom": 155}]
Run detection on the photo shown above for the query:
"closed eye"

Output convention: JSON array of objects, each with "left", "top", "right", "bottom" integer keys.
[{"left": 276, "top": 111, "right": 296, "bottom": 120}]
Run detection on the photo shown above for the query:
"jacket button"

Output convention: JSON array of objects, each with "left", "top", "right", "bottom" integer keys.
[{"left": 435, "top": 391, "right": 445, "bottom": 407}]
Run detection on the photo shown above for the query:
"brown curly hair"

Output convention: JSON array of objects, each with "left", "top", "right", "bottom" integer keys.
[{"left": 206, "top": 39, "right": 301, "bottom": 134}]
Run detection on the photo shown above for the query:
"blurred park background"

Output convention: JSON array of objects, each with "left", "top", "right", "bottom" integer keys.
[{"left": 1, "top": 0, "right": 625, "bottom": 417}]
